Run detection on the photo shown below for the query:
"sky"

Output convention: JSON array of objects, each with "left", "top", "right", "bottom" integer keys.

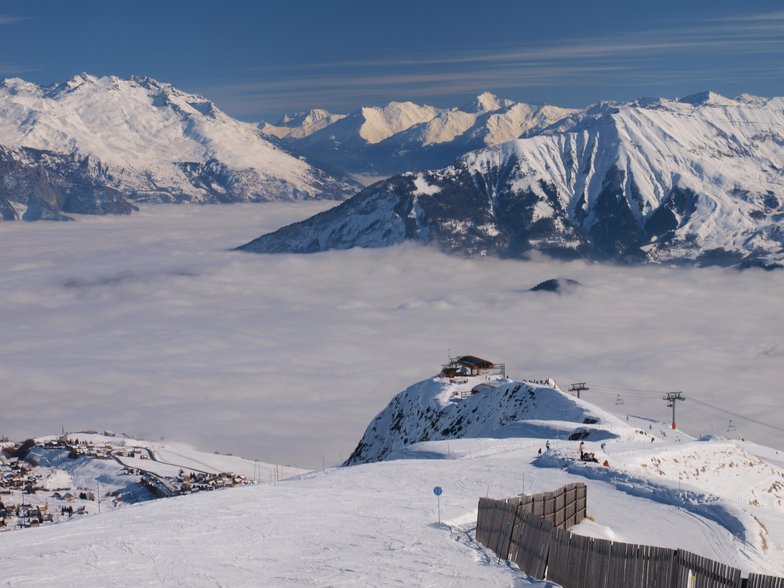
[
  {"left": 0, "top": 0, "right": 783, "bottom": 120},
  {"left": 1, "top": 204, "right": 782, "bottom": 469}
]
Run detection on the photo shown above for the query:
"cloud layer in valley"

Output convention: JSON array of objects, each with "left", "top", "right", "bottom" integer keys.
[{"left": 1, "top": 203, "right": 782, "bottom": 468}]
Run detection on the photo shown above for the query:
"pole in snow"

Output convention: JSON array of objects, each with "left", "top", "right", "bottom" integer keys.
[{"left": 433, "top": 486, "right": 443, "bottom": 526}]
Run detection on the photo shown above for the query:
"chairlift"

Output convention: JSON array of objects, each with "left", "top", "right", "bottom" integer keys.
[
  {"left": 615, "top": 394, "right": 624, "bottom": 406},
  {"left": 727, "top": 419, "right": 736, "bottom": 432}
]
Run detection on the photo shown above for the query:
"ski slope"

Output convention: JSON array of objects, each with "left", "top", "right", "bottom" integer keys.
[{"left": 2, "top": 378, "right": 784, "bottom": 585}]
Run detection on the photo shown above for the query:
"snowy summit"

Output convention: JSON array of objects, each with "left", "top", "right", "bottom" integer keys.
[{"left": 0, "top": 74, "right": 358, "bottom": 221}]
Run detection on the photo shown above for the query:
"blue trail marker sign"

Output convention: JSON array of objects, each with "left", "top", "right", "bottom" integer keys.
[{"left": 433, "top": 486, "right": 443, "bottom": 524}]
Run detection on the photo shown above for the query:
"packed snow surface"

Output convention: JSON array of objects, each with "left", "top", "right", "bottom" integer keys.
[{"left": 3, "top": 377, "right": 784, "bottom": 585}]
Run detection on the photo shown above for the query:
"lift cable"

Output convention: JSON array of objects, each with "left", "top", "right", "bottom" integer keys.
[{"left": 587, "top": 382, "right": 784, "bottom": 436}]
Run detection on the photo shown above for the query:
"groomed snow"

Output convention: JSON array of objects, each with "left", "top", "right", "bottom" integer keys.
[{"left": 3, "top": 423, "right": 783, "bottom": 585}]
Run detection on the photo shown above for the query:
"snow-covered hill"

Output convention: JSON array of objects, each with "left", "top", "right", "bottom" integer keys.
[
  {"left": 3, "top": 372, "right": 784, "bottom": 584},
  {"left": 0, "top": 74, "right": 358, "bottom": 220},
  {"left": 242, "top": 91, "right": 784, "bottom": 268},
  {"left": 263, "top": 92, "right": 575, "bottom": 177},
  {"left": 346, "top": 374, "right": 630, "bottom": 465},
  {"left": 344, "top": 371, "right": 784, "bottom": 574}
]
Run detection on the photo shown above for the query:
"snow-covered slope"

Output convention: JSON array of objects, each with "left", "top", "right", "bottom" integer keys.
[
  {"left": 0, "top": 432, "right": 307, "bottom": 531},
  {"left": 243, "top": 92, "right": 784, "bottom": 268},
  {"left": 0, "top": 74, "right": 358, "bottom": 220},
  {"left": 3, "top": 373, "right": 784, "bottom": 584},
  {"left": 347, "top": 371, "right": 784, "bottom": 574},
  {"left": 346, "top": 374, "right": 631, "bottom": 465},
  {"left": 264, "top": 92, "right": 575, "bottom": 177}
]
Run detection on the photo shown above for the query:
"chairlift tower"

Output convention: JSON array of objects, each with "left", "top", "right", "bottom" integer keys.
[
  {"left": 663, "top": 391, "right": 685, "bottom": 430},
  {"left": 569, "top": 383, "right": 589, "bottom": 399}
]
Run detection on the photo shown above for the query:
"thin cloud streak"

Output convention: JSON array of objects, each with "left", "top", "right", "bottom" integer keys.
[
  {"left": 232, "top": 11, "right": 784, "bottom": 72},
  {"left": 200, "top": 8, "right": 784, "bottom": 118},
  {"left": 0, "top": 15, "right": 24, "bottom": 25}
]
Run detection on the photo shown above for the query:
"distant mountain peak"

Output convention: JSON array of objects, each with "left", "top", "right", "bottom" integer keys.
[
  {"left": 68, "top": 72, "right": 99, "bottom": 86},
  {"left": 461, "top": 91, "right": 514, "bottom": 113},
  {"left": 677, "top": 90, "right": 733, "bottom": 106},
  {"left": 278, "top": 108, "right": 339, "bottom": 126}
]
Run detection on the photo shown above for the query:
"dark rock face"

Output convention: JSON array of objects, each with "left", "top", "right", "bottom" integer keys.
[
  {"left": 0, "top": 146, "right": 136, "bottom": 221},
  {"left": 587, "top": 166, "right": 646, "bottom": 260}
]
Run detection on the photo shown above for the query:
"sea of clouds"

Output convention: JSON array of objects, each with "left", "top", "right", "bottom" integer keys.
[{"left": 1, "top": 202, "right": 782, "bottom": 468}]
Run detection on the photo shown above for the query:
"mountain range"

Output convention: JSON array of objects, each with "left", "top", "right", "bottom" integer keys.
[
  {"left": 3, "top": 77, "right": 783, "bottom": 269},
  {"left": 241, "top": 91, "right": 784, "bottom": 268},
  {"left": 261, "top": 91, "right": 576, "bottom": 178},
  {"left": 0, "top": 74, "right": 358, "bottom": 221}
]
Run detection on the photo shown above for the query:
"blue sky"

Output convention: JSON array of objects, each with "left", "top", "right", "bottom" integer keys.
[{"left": 1, "top": 0, "right": 783, "bottom": 121}]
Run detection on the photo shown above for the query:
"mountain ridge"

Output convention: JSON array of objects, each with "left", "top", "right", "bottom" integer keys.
[
  {"left": 241, "top": 91, "right": 784, "bottom": 269},
  {"left": 0, "top": 74, "right": 358, "bottom": 221},
  {"left": 261, "top": 92, "right": 576, "bottom": 177}
]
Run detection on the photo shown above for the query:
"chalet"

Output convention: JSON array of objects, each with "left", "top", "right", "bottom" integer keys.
[{"left": 441, "top": 355, "right": 505, "bottom": 378}]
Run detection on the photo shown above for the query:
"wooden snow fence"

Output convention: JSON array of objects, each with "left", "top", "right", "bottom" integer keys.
[
  {"left": 508, "top": 511, "right": 554, "bottom": 579},
  {"left": 747, "top": 575, "right": 784, "bottom": 588},
  {"left": 476, "top": 484, "right": 586, "bottom": 579},
  {"left": 507, "top": 482, "right": 587, "bottom": 529},
  {"left": 475, "top": 485, "right": 783, "bottom": 587},
  {"left": 547, "top": 539, "right": 741, "bottom": 588}
]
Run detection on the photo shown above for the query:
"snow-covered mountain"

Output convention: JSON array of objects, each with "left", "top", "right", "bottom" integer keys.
[
  {"left": 241, "top": 92, "right": 784, "bottom": 268},
  {"left": 262, "top": 92, "right": 575, "bottom": 177},
  {"left": 260, "top": 108, "right": 347, "bottom": 140},
  {"left": 0, "top": 74, "right": 358, "bottom": 220}
]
